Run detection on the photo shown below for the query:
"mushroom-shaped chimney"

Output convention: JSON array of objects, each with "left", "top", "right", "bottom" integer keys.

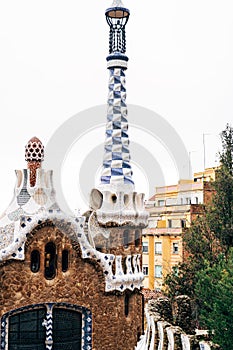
[{"left": 25, "top": 136, "right": 44, "bottom": 186}]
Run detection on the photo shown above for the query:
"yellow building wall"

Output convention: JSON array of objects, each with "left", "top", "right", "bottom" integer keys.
[
  {"left": 162, "top": 236, "right": 171, "bottom": 278},
  {"left": 157, "top": 220, "right": 166, "bottom": 228},
  {"left": 148, "top": 235, "right": 155, "bottom": 290},
  {"left": 142, "top": 236, "right": 149, "bottom": 288},
  {"left": 142, "top": 233, "right": 183, "bottom": 290},
  {"left": 170, "top": 237, "right": 183, "bottom": 267}
]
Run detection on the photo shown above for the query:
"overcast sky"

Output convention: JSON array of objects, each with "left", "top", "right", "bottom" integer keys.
[{"left": 0, "top": 0, "right": 232, "bottom": 213}]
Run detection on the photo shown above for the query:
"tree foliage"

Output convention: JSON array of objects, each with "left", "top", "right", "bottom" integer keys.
[
  {"left": 164, "top": 124, "right": 233, "bottom": 348},
  {"left": 164, "top": 211, "right": 223, "bottom": 299},
  {"left": 210, "top": 124, "right": 233, "bottom": 252},
  {"left": 196, "top": 250, "right": 233, "bottom": 349}
]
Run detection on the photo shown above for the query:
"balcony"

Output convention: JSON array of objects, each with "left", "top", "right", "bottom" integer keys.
[{"left": 146, "top": 204, "right": 192, "bottom": 215}]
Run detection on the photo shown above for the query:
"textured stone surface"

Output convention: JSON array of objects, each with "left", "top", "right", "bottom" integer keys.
[
  {"left": 174, "top": 295, "right": 196, "bottom": 335},
  {"left": 148, "top": 297, "right": 173, "bottom": 324},
  {"left": 27, "top": 161, "right": 41, "bottom": 187},
  {"left": 0, "top": 224, "right": 143, "bottom": 349}
]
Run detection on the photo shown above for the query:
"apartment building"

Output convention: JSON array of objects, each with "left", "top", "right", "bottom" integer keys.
[{"left": 142, "top": 168, "right": 215, "bottom": 290}]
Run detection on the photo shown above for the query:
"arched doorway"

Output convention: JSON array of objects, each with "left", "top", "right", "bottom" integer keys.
[{"left": 1, "top": 303, "right": 92, "bottom": 350}]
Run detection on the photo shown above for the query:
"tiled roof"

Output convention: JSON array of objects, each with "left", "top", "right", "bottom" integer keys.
[{"left": 142, "top": 288, "right": 163, "bottom": 301}]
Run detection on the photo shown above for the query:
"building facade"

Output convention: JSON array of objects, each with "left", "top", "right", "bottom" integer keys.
[
  {"left": 142, "top": 168, "right": 215, "bottom": 290},
  {"left": 0, "top": 1, "right": 148, "bottom": 349}
]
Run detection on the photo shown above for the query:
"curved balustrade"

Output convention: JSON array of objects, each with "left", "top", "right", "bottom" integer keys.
[{"left": 135, "top": 306, "right": 217, "bottom": 350}]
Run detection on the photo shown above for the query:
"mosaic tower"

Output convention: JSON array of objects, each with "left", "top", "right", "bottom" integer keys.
[
  {"left": 100, "top": 0, "right": 133, "bottom": 187},
  {"left": 89, "top": 0, "right": 148, "bottom": 244}
]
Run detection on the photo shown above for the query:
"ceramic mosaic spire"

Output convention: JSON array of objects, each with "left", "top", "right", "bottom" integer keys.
[
  {"left": 89, "top": 1, "right": 148, "bottom": 228},
  {"left": 100, "top": 0, "right": 134, "bottom": 188}
]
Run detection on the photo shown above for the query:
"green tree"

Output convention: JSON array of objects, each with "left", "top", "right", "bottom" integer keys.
[
  {"left": 164, "top": 124, "right": 233, "bottom": 346},
  {"left": 210, "top": 124, "right": 233, "bottom": 254},
  {"left": 196, "top": 250, "right": 233, "bottom": 349},
  {"left": 164, "top": 213, "right": 222, "bottom": 299}
]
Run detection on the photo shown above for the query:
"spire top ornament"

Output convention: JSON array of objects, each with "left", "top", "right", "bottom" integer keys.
[
  {"left": 25, "top": 136, "right": 44, "bottom": 186},
  {"left": 111, "top": 0, "right": 125, "bottom": 7}
]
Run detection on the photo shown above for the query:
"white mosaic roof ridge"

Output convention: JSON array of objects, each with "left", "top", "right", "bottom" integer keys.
[
  {"left": 0, "top": 208, "right": 144, "bottom": 293},
  {"left": 0, "top": 166, "right": 144, "bottom": 292}
]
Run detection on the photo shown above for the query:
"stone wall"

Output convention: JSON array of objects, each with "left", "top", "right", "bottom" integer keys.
[
  {"left": 136, "top": 296, "right": 221, "bottom": 350},
  {"left": 0, "top": 224, "right": 143, "bottom": 350}
]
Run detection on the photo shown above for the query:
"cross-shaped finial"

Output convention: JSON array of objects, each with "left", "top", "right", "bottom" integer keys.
[{"left": 111, "top": 0, "right": 125, "bottom": 7}]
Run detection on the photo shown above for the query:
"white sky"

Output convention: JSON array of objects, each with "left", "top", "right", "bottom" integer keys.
[{"left": 0, "top": 0, "right": 232, "bottom": 213}]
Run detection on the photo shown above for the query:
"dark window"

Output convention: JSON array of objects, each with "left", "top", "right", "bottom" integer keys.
[
  {"left": 135, "top": 230, "right": 141, "bottom": 247},
  {"left": 53, "top": 308, "right": 82, "bottom": 350},
  {"left": 124, "top": 294, "right": 130, "bottom": 317},
  {"left": 181, "top": 219, "right": 186, "bottom": 228},
  {"left": 173, "top": 243, "right": 179, "bottom": 254},
  {"left": 123, "top": 229, "right": 129, "bottom": 248},
  {"left": 8, "top": 308, "right": 46, "bottom": 349},
  {"left": 142, "top": 242, "right": 148, "bottom": 253},
  {"left": 44, "top": 242, "right": 56, "bottom": 280},
  {"left": 31, "top": 250, "right": 40, "bottom": 273},
  {"left": 168, "top": 219, "right": 172, "bottom": 228},
  {"left": 143, "top": 265, "right": 148, "bottom": 276},
  {"left": 62, "top": 250, "right": 69, "bottom": 272}
]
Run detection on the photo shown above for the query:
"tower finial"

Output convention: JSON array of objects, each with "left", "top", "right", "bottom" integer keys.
[
  {"left": 25, "top": 136, "right": 44, "bottom": 186},
  {"left": 111, "top": 0, "right": 125, "bottom": 7}
]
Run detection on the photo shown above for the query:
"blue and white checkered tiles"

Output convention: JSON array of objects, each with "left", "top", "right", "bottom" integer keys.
[{"left": 100, "top": 67, "right": 134, "bottom": 186}]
